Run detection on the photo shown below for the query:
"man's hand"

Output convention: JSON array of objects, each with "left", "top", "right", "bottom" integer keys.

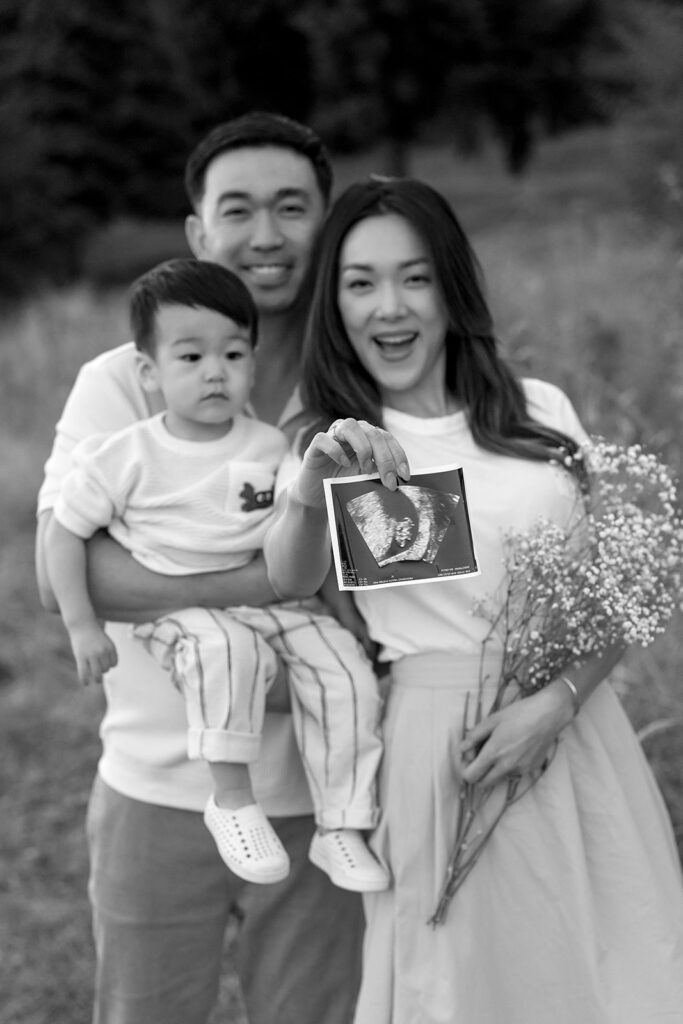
[{"left": 68, "top": 620, "right": 119, "bottom": 687}]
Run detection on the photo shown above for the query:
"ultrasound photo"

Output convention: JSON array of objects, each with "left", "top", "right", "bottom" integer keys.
[
  {"left": 324, "top": 465, "right": 479, "bottom": 590},
  {"left": 345, "top": 485, "right": 461, "bottom": 567}
]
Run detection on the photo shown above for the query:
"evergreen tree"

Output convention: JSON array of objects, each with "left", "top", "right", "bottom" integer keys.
[
  {"left": 1, "top": 0, "right": 193, "bottom": 296},
  {"left": 302, "top": 0, "right": 635, "bottom": 175},
  {"left": 302, "top": 0, "right": 476, "bottom": 174},
  {"left": 169, "top": 0, "right": 314, "bottom": 142}
]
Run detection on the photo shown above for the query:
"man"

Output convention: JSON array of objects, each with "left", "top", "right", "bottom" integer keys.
[{"left": 35, "top": 112, "right": 364, "bottom": 1024}]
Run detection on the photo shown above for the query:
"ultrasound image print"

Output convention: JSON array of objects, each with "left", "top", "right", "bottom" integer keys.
[{"left": 345, "top": 485, "right": 461, "bottom": 567}]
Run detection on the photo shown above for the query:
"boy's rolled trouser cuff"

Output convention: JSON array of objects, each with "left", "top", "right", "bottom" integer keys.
[
  {"left": 314, "top": 807, "right": 380, "bottom": 831},
  {"left": 188, "top": 728, "right": 261, "bottom": 764}
]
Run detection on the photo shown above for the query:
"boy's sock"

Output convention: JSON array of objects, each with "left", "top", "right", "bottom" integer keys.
[{"left": 209, "top": 760, "right": 255, "bottom": 810}]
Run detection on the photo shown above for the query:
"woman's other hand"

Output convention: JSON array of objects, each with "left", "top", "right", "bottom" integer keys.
[{"left": 454, "top": 682, "right": 576, "bottom": 787}]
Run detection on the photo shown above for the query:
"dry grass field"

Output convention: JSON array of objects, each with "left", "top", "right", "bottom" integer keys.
[{"left": 1, "top": 127, "right": 682, "bottom": 1023}]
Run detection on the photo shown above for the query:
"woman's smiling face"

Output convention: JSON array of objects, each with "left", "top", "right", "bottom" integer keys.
[{"left": 336, "top": 213, "right": 451, "bottom": 416}]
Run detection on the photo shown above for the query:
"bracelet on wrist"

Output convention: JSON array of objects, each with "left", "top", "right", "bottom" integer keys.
[{"left": 557, "top": 675, "right": 581, "bottom": 719}]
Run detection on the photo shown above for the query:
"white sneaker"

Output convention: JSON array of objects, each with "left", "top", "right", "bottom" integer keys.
[
  {"left": 204, "top": 798, "right": 290, "bottom": 884},
  {"left": 309, "top": 829, "right": 390, "bottom": 892}
]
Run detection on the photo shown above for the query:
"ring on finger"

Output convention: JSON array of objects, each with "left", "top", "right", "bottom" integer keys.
[{"left": 330, "top": 422, "right": 356, "bottom": 461}]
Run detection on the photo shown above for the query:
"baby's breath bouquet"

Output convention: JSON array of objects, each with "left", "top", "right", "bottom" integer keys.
[{"left": 429, "top": 440, "right": 683, "bottom": 926}]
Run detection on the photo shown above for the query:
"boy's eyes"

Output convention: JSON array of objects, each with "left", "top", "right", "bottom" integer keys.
[{"left": 176, "top": 350, "right": 246, "bottom": 362}]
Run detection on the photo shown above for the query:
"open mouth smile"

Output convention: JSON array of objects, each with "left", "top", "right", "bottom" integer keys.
[{"left": 372, "top": 332, "right": 418, "bottom": 357}]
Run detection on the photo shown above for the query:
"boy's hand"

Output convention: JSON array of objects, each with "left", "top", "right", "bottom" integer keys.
[{"left": 69, "top": 621, "right": 118, "bottom": 686}]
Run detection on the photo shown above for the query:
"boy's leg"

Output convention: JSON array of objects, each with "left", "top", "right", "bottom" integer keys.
[
  {"left": 87, "top": 775, "right": 237, "bottom": 1024},
  {"left": 237, "top": 814, "right": 364, "bottom": 1024},
  {"left": 133, "top": 609, "right": 289, "bottom": 883},
  {"left": 134, "top": 607, "right": 279, "bottom": 766},
  {"left": 231, "top": 604, "right": 383, "bottom": 830}
]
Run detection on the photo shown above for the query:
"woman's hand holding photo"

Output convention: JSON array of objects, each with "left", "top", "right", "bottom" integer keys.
[{"left": 292, "top": 417, "right": 410, "bottom": 509}]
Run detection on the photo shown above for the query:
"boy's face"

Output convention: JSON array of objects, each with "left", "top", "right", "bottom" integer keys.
[
  {"left": 138, "top": 304, "right": 256, "bottom": 441},
  {"left": 185, "top": 146, "right": 325, "bottom": 317}
]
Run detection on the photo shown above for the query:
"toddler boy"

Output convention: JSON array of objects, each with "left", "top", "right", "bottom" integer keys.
[{"left": 45, "top": 258, "right": 388, "bottom": 891}]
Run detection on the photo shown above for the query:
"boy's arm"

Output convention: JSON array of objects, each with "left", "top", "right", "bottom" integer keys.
[
  {"left": 37, "top": 512, "right": 280, "bottom": 622},
  {"left": 45, "top": 518, "right": 118, "bottom": 686}
]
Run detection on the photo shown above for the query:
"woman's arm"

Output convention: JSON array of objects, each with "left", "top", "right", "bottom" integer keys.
[
  {"left": 265, "top": 418, "right": 410, "bottom": 600},
  {"left": 264, "top": 486, "right": 332, "bottom": 600},
  {"left": 36, "top": 512, "right": 279, "bottom": 622},
  {"left": 456, "top": 645, "right": 624, "bottom": 787}
]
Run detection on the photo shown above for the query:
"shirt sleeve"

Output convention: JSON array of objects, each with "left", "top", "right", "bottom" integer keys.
[
  {"left": 38, "top": 353, "right": 143, "bottom": 515},
  {"left": 524, "top": 379, "right": 590, "bottom": 447},
  {"left": 53, "top": 436, "right": 120, "bottom": 539}
]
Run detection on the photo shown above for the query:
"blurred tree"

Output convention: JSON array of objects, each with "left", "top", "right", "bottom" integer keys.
[
  {"left": 609, "top": 0, "right": 683, "bottom": 222},
  {"left": 167, "top": 0, "right": 314, "bottom": 142},
  {"left": 453, "top": 0, "right": 628, "bottom": 175},
  {"left": 0, "top": 1, "right": 49, "bottom": 297},
  {"left": 0, "top": 0, "right": 191, "bottom": 297},
  {"left": 303, "top": 0, "right": 634, "bottom": 175},
  {"left": 301, "top": 0, "right": 477, "bottom": 175}
]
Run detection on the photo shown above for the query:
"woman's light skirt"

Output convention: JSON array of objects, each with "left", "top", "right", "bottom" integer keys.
[{"left": 354, "top": 652, "right": 683, "bottom": 1024}]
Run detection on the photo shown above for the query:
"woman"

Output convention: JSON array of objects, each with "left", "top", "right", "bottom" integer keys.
[{"left": 265, "top": 177, "right": 683, "bottom": 1023}]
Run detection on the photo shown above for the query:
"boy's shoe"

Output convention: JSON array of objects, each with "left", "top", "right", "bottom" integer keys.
[
  {"left": 309, "top": 829, "right": 390, "bottom": 892},
  {"left": 204, "top": 797, "right": 290, "bottom": 884}
]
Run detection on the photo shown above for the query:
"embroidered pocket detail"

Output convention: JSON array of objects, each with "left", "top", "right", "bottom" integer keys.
[{"left": 239, "top": 481, "right": 275, "bottom": 512}]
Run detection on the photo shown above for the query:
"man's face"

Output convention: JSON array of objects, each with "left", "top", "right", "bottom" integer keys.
[{"left": 186, "top": 146, "right": 326, "bottom": 316}]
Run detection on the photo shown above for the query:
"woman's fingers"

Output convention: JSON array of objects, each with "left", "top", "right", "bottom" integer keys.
[
  {"left": 296, "top": 418, "right": 411, "bottom": 509},
  {"left": 456, "top": 701, "right": 557, "bottom": 787},
  {"left": 328, "top": 418, "right": 410, "bottom": 488},
  {"left": 456, "top": 716, "right": 499, "bottom": 784}
]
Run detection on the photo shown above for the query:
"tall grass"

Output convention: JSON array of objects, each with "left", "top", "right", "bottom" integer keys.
[{"left": 2, "top": 127, "right": 682, "bottom": 1022}]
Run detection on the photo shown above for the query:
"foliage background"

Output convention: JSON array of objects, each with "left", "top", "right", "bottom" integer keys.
[
  {"left": 1, "top": 1, "right": 683, "bottom": 1022},
  {"left": 2, "top": 0, "right": 682, "bottom": 298}
]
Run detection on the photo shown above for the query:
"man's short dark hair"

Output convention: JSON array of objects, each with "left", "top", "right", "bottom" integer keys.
[
  {"left": 130, "top": 258, "right": 258, "bottom": 355},
  {"left": 184, "top": 111, "right": 333, "bottom": 210}
]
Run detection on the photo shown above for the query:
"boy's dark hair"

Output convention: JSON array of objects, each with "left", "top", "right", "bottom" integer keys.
[
  {"left": 184, "top": 111, "right": 333, "bottom": 210},
  {"left": 130, "top": 258, "right": 258, "bottom": 355}
]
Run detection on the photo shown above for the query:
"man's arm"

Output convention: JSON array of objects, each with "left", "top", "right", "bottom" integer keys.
[{"left": 37, "top": 511, "right": 279, "bottom": 622}]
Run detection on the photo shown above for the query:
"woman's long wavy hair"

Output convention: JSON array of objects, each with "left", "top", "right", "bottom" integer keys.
[{"left": 300, "top": 177, "right": 582, "bottom": 472}]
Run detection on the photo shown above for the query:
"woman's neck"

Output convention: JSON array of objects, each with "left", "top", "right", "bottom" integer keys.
[{"left": 383, "top": 389, "right": 464, "bottom": 419}]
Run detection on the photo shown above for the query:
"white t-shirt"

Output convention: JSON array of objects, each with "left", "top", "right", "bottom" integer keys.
[
  {"left": 354, "top": 379, "right": 589, "bottom": 662},
  {"left": 38, "top": 342, "right": 313, "bottom": 814},
  {"left": 55, "top": 412, "right": 288, "bottom": 575}
]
